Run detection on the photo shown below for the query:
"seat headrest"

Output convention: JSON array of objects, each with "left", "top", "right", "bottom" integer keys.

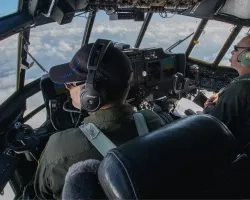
[{"left": 98, "top": 115, "right": 236, "bottom": 199}]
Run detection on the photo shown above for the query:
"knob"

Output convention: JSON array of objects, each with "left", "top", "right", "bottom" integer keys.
[{"left": 15, "top": 122, "right": 22, "bottom": 129}]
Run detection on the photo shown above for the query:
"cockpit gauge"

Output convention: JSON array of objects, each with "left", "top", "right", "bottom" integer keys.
[
  {"left": 201, "top": 78, "right": 213, "bottom": 88},
  {"left": 215, "top": 80, "right": 225, "bottom": 90}
]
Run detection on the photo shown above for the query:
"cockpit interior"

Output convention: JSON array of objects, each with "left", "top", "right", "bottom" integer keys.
[{"left": 1, "top": 0, "right": 250, "bottom": 199}]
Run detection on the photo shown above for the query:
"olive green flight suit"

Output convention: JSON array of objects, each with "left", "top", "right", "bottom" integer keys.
[{"left": 34, "top": 104, "right": 164, "bottom": 199}]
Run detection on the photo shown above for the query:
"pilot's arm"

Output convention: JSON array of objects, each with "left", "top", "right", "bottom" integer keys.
[
  {"left": 34, "top": 128, "right": 102, "bottom": 200},
  {"left": 205, "top": 82, "right": 247, "bottom": 129}
]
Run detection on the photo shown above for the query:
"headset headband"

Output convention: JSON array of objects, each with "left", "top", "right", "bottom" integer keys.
[{"left": 86, "top": 39, "right": 113, "bottom": 89}]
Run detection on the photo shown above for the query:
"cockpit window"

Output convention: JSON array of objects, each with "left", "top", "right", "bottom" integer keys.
[
  {"left": 219, "top": 27, "right": 250, "bottom": 67},
  {"left": 25, "top": 17, "right": 88, "bottom": 82},
  {"left": 0, "top": 35, "right": 18, "bottom": 104},
  {"left": 25, "top": 92, "right": 47, "bottom": 128},
  {"left": 24, "top": 16, "right": 88, "bottom": 127},
  {"left": 3, "top": 183, "right": 15, "bottom": 200},
  {"left": 190, "top": 20, "right": 234, "bottom": 64},
  {"left": 140, "top": 14, "right": 201, "bottom": 53},
  {"left": 89, "top": 11, "right": 144, "bottom": 45},
  {"left": 0, "top": 0, "right": 19, "bottom": 18}
]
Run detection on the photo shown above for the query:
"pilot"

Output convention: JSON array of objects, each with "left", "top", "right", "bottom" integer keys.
[
  {"left": 34, "top": 40, "right": 164, "bottom": 200},
  {"left": 204, "top": 35, "right": 250, "bottom": 150}
]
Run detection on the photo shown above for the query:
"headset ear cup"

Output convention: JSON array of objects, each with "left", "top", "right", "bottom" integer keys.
[
  {"left": 80, "top": 86, "right": 88, "bottom": 111},
  {"left": 99, "top": 88, "right": 106, "bottom": 106},
  {"left": 240, "top": 51, "right": 250, "bottom": 67},
  {"left": 121, "top": 85, "right": 130, "bottom": 103},
  {"left": 80, "top": 88, "right": 102, "bottom": 112}
]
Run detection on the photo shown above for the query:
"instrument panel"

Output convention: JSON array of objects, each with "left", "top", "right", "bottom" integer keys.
[
  {"left": 199, "top": 71, "right": 236, "bottom": 91},
  {"left": 124, "top": 47, "right": 186, "bottom": 105},
  {"left": 200, "top": 76, "right": 231, "bottom": 91},
  {"left": 189, "top": 65, "right": 237, "bottom": 91},
  {"left": 124, "top": 48, "right": 186, "bottom": 84}
]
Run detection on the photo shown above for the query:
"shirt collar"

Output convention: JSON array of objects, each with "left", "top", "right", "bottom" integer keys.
[
  {"left": 83, "top": 104, "right": 135, "bottom": 129},
  {"left": 219, "top": 73, "right": 250, "bottom": 95},
  {"left": 232, "top": 73, "right": 250, "bottom": 82}
]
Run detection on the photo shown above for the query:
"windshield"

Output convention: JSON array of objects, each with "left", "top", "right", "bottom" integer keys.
[
  {"left": 0, "top": 0, "right": 19, "bottom": 18},
  {"left": 190, "top": 20, "right": 234, "bottom": 64},
  {"left": 0, "top": 35, "right": 18, "bottom": 104},
  {"left": 3, "top": 183, "right": 15, "bottom": 199},
  {"left": 23, "top": 16, "right": 88, "bottom": 127},
  {"left": 25, "top": 17, "right": 88, "bottom": 81},
  {"left": 140, "top": 14, "right": 201, "bottom": 53},
  {"left": 24, "top": 92, "right": 47, "bottom": 128},
  {"left": 89, "top": 11, "right": 144, "bottom": 45}
]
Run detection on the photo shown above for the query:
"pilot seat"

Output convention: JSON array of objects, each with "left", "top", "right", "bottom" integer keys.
[
  {"left": 97, "top": 114, "right": 237, "bottom": 199},
  {"left": 62, "top": 114, "right": 244, "bottom": 199}
]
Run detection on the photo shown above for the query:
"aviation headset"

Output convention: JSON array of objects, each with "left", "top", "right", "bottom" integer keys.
[
  {"left": 238, "top": 49, "right": 250, "bottom": 67},
  {"left": 80, "top": 39, "right": 118, "bottom": 112}
]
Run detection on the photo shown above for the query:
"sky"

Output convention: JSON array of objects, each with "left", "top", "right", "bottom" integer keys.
[
  {"left": 0, "top": 0, "right": 18, "bottom": 17},
  {"left": 0, "top": 4, "right": 250, "bottom": 199}
]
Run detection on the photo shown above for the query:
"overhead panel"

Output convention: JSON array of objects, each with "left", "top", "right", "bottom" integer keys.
[
  {"left": 76, "top": 0, "right": 202, "bottom": 11},
  {"left": 218, "top": 0, "right": 250, "bottom": 20}
]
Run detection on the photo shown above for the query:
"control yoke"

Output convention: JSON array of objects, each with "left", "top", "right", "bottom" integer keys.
[{"left": 172, "top": 73, "right": 197, "bottom": 95}]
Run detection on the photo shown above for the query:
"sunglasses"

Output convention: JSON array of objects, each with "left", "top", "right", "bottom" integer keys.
[
  {"left": 64, "top": 81, "right": 84, "bottom": 90},
  {"left": 234, "top": 45, "right": 250, "bottom": 52}
]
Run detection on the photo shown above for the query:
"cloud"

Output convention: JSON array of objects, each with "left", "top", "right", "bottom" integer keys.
[
  {"left": 0, "top": 86, "right": 15, "bottom": 104},
  {"left": 3, "top": 183, "right": 15, "bottom": 200},
  {"left": 0, "top": 74, "right": 16, "bottom": 89},
  {"left": 0, "top": 73, "right": 45, "bottom": 128},
  {"left": 24, "top": 92, "right": 47, "bottom": 128}
]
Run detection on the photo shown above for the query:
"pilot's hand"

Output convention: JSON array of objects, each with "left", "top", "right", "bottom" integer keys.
[{"left": 204, "top": 93, "right": 219, "bottom": 108}]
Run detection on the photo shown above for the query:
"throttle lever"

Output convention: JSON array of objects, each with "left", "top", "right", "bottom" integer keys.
[
  {"left": 175, "top": 72, "right": 184, "bottom": 78},
  {"left": 183, "top": 78, "right": 197, "bottom": 93},
  {"left": 173, "top": 74, "right": 197, "bottom": 95},
  {"left": 190, "top": 65, "right": 200, "bottom": 85},
  {"left": 172, "top": 73, "right": 184, "bottom": 94}
]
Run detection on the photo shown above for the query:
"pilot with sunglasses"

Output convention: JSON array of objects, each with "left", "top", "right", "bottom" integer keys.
[
  {"left": 204, "top": 35, "right": 250, "bottom": 151},
  {"left": 34, "top": 40, "right": 164, "bottom": 200}
]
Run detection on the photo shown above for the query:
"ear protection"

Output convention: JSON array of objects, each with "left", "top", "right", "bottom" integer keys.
[
  {"left": 80, "top": 39, "right": 113, "bottom": 112},
  {"left": 238, "top": 50, "right": 250, "bottom": 67}
]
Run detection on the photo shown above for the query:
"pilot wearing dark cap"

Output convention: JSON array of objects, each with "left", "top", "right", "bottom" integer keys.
[{"left": 34, "top": 39, "right": 164, "bottom": 200}]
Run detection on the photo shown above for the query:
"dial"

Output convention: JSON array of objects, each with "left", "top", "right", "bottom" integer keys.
[
  {"left": 215, "top": 80, "right": 225, "bottom": 89},
  {"left": 201, "top": 78, "right": 213, "bottom": 88}
]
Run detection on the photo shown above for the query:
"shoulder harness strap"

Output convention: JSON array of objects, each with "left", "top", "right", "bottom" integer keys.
[
  {"left": 79, "top": 123, "right": 116, "bottom": 157},
  {"left": 78, "top": 112, "right": 149, "bottom": 156},
  {"left": 133, "top": 112, "right": 149, "bottom": 136}
]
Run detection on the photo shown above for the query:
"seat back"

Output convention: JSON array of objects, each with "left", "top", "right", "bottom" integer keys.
[
  {"left": 62, "top": 160, "right": 106, "bottom": 200},
  {"left": 98, "top": 114, "right": 236, "bottom": 199}
]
